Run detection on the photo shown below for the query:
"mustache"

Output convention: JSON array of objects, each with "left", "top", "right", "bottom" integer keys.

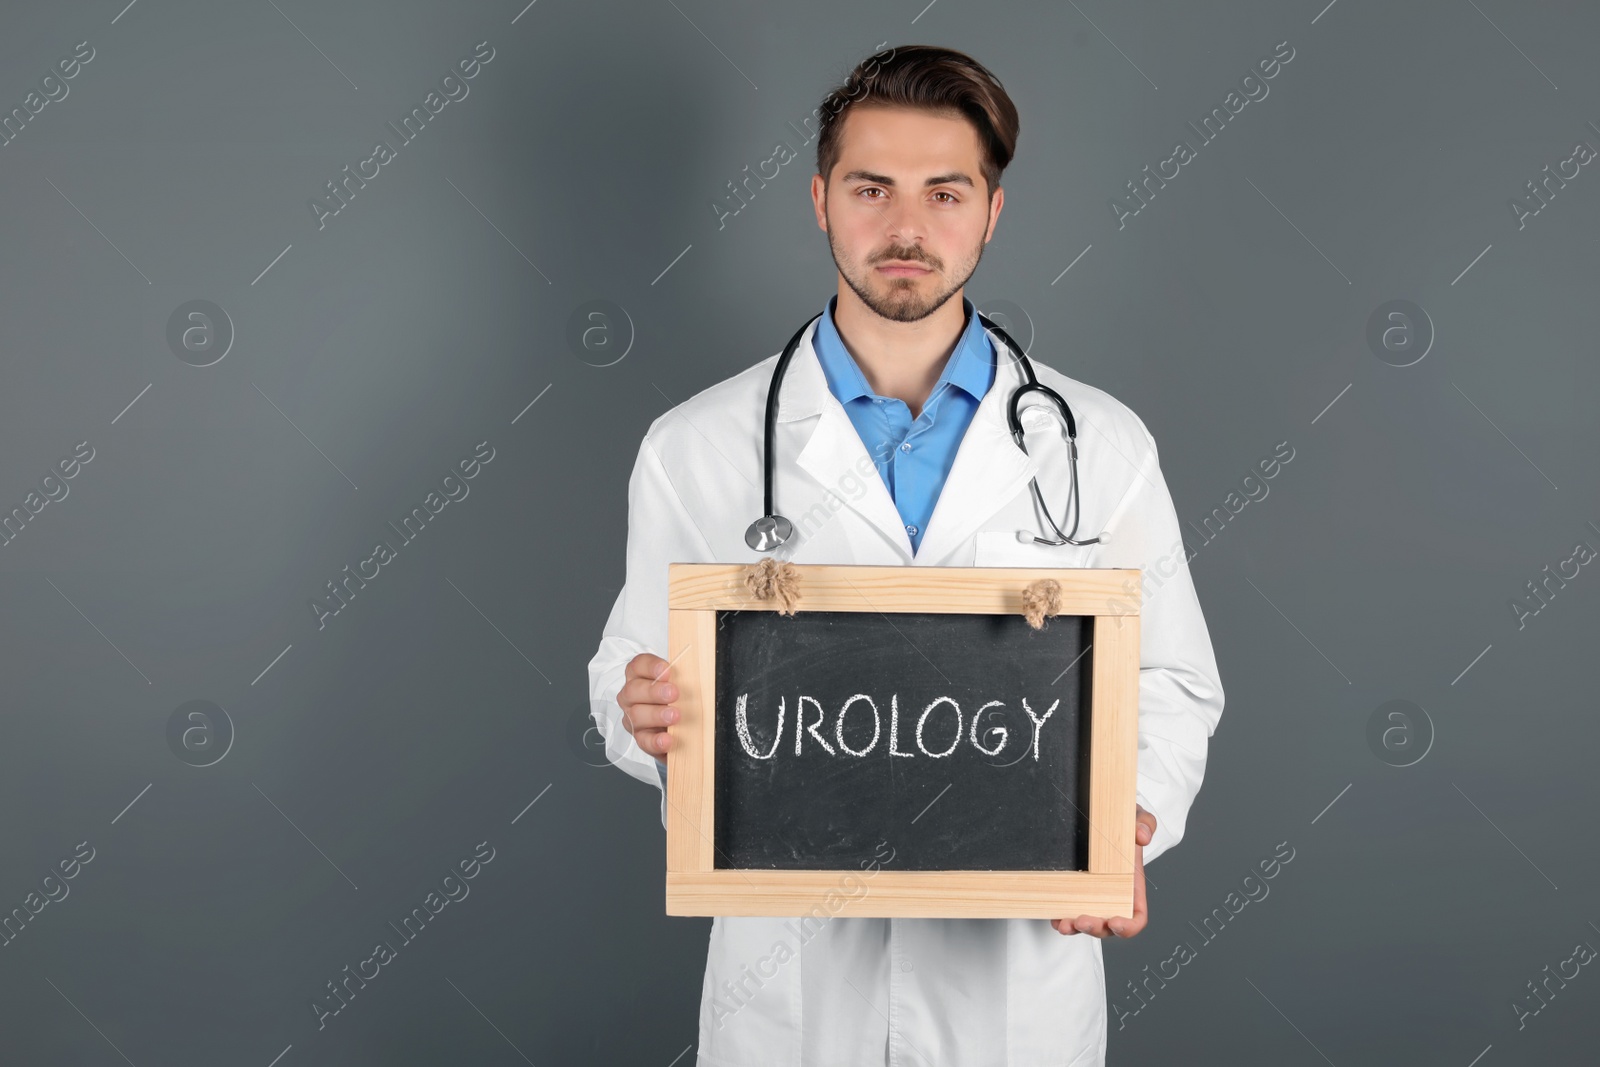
[{"left": 872, "top": 249, "right": 939, "bottom": 268}]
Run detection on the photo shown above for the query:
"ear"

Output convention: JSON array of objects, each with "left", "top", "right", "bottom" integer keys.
[
  {"left": 984, "top": 185, "right": 1004, "bottom": 243},
  {"left": 811, "top": 173, "right": 828, "bottom": 232}
]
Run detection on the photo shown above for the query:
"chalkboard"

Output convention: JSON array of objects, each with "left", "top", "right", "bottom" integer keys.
[
  {"left": 664, "top": 562, "right": 1140, "bottom": 919},
  {"left": 713, "top": 608, "right": 1092, "bottom": 871}
]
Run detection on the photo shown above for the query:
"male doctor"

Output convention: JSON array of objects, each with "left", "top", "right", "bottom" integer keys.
[{"left": 586, "top": 44, "right": 1224, "bottom": 1066}]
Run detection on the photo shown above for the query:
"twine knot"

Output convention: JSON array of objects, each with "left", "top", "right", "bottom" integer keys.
[
  {"left": 1020, "top": 577, "right": 1063, "bottom": 630},
  {"left": 744, "top": 557, "right": 802, "bottom": 616}
]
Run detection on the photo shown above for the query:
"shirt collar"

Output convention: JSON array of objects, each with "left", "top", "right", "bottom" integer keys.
[{"left": 813, "top": 294, "right": 995, "bottom": 406}]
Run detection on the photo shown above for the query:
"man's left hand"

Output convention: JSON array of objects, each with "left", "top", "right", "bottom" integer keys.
[{"left": 1052, "top": 804, "right": 1155, "bottom": 939}]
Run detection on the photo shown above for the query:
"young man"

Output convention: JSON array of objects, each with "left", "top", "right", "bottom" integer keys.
[{"left": 587, "top": 44, "right": 1224, "bottom": 1066}]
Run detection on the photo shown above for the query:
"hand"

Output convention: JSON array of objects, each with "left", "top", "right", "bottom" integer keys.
[
  {"left": 1052, "top": 805, "right": 1155, "bottom": 939},
  {"left": 617, "top": 652, "right": 678, "bottom": 765}
]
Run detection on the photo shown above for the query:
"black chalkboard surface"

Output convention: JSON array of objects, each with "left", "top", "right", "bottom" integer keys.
[{"left": 713, "top": 608, "right": 1093, "bottom": 871}]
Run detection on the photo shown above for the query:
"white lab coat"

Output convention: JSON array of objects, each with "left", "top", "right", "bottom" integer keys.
[{"left": 586, "top": 316, "right": 1224, "bottom": 1067}]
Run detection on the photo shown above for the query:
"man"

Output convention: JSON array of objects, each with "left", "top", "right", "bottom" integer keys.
[{"left": 586, "top": 44, "right": 1224, "bottom": 1066}]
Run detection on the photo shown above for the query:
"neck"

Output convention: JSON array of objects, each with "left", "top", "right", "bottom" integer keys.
[{"left": 831, "top": 285, "right": 967, "bottom": 420}]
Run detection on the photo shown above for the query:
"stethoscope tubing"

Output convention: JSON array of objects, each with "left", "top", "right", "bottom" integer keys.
[{"left": 750, "top": 309, "right": 1099, "bottom": 550}]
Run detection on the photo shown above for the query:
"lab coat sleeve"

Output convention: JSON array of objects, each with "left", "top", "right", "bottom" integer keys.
[
  {"left": 586, "top": 432, "right": 716, "bottom": 830},
  {"left": 1098, "top": 424, "right": 1226, "bottom": 868}
]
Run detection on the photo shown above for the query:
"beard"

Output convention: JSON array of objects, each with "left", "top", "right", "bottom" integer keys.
[{"left": 827, "top": 212, "right": 985, "bottom": 324}]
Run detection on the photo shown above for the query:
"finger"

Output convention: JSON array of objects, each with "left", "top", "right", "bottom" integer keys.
[
  {"left": 627, "top": 653, "right": 670, "bottom": 683},
  {"left": 1052, "top": 919, "right": 1080, "bottom": 935},
  {"left": 1135, "top": 806, "right": 1156, "bottom": 845},
  {"left": 1107, "top": 911, "right": 1146, "bottom": 938},
  {"left": 634, "top": 727, "right": 672, "bottom": 756},
  {"left": 619, "top": 702, "right": 678, "bottom": 736},
  {"left": 1109, "top": 845, "right": 1150, "bottom": 938},
  {"left": 618, "top": 675, "right": 679, "bottom": 717},
  {"left": 1073, "top": 914, "right": 1113, "bottom": 938},
  {"left": 619, "top": 673, "right": 679, "bottom": 708}
]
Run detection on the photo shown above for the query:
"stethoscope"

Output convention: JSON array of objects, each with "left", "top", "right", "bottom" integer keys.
[{"left": 744, "top": 310, "right": 1108, "bottom": 552}]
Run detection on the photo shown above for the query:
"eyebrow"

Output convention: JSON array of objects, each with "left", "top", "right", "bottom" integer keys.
[{"left": 840, "top": 169, "right": 975, "bottom": 189}]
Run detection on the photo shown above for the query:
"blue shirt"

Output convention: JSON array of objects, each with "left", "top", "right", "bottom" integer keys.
[{"left": 811, "top": 294, "right": 995, "bottom": 554}]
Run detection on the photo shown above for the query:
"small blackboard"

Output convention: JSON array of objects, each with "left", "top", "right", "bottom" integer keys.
[
  {"left": 664, "top": 562, "right": 1140, "bottom": 919},
  {"left": 713, "top": 608, "right": 1092, "bottom": 871}
]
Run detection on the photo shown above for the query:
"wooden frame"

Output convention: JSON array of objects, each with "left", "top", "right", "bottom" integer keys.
[{"left": 664, "top": 562, "right": 1140, "bottom": 919}]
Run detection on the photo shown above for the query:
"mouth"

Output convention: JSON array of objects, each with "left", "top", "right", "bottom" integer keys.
[{"left": 877, "top": 262, "right": 932, "bottom": 277}]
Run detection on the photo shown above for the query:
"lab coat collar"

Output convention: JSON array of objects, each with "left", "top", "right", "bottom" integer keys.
[{"left": 781, "top": 314, "right": 1041, "bottom": 564}]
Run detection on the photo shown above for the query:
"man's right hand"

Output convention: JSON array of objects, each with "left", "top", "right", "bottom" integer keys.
[{"left": 618, "top": 652, "right": 679, "bottom": 765}]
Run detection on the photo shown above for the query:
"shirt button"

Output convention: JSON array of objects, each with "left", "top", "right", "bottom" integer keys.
[
  {"left": 905, "top": 524, "right": 918, "bottom": 537},
  {"left": 900, "top": 442, "right": 911, "bottom": 453}
]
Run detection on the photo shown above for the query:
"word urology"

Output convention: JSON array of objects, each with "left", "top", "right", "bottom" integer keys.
[
  {"left": 310, "top": 41, "right": 496, "bottom": 230},
  {"left": 310, "top": 440, "right": 496, "bottom": 629},
  {"left": 311, "top": 840, "right": 496, "bottom": 1030},
  {"left": 734, "top": 692, "right": 1059, "bottom": 762}
]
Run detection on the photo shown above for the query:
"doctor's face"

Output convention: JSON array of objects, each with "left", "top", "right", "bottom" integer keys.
[{"left": 813, "top": 105, "right": 1003, "bottom": 324}]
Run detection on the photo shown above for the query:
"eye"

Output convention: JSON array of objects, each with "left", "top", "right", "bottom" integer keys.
[
  {"left": 859, "top": 187, "right": 886, "bottom": 200},
  {"left": 932, "top": 191, "right": 958, "bottom": 203}
]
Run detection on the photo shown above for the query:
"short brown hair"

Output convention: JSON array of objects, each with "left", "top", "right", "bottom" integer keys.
[{"left": 814, "top": 44, "right": 1020, "bottom": 199}]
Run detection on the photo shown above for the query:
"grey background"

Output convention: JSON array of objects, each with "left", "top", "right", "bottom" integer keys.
[{"left": 1, "top": 0, "right": 1595, "bottom": 1064}]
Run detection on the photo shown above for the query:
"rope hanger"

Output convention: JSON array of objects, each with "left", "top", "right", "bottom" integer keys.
[{"left": 741, "top": 558, "right": 1065, "bottom": 630}]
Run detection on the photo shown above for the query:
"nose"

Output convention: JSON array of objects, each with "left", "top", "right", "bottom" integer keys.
[{"left": 878, "top": 199, "right": 926, "bottom": 248}]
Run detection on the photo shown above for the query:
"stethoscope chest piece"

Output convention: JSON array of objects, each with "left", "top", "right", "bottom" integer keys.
[{"left": 745, "top": 514, "right": 793, "bottom": 551}]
